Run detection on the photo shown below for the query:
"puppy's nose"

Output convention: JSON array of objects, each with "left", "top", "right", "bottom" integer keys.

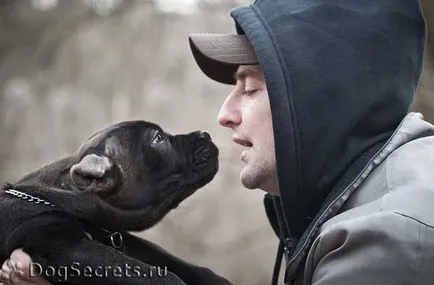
[{"left": 198, "top": 130, "right": 211, "bottom": 140}]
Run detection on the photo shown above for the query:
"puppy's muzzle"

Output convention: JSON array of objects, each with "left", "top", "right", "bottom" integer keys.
[
  {"left": 189, "top": 131, "right": 218, "bottom": 172},
  {"left": 196, "top": 130, "right": 211, "bottom": 140}
]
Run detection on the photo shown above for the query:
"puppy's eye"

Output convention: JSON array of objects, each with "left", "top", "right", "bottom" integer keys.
[{"left": 152, "top": 133, "right": 165, "bottom": 144}]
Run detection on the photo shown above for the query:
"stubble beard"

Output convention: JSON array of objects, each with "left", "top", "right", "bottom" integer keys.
[{"left": 240, "top": 160, "right": 274, "bottom": 191}]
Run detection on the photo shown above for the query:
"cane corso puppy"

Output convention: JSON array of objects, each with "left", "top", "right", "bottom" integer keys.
[{"left": 0, "top": 120, "right": 231, "bottom": 285}]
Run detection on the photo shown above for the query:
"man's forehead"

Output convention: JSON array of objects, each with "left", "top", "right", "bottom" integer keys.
[{"left": 234, "top": 65, "right": 263, "bottom": 81}]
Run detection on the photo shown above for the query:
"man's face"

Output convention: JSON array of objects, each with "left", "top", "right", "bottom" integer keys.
[{"left": 217, "top": 65, "right": 279, "bottom": 194}]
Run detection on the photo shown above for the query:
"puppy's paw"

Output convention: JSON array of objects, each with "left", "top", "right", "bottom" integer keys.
[{"left": 0, "top": 249, "right": 53, "bottom": 285}]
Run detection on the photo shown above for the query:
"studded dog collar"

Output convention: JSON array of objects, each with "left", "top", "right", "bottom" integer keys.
[
  {"left": 4, "top": 189, "right": 56, "bottom": 207},
  {"left": 3, "top": 188, "right": 124, "bottom": 251}
]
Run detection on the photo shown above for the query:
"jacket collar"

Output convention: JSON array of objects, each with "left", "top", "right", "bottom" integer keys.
[{"left": 284, "top": 112, "right": 434, "bottom": 282}]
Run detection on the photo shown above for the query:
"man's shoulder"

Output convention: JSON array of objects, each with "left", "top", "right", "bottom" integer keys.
[
  {"left": 321, "top": 182, "right": 434, "bottom": 234},
  {"left": 314, "top": 211, "right": 434, "bottom": 263},
  {"left": 304, "top": 210, "right": 434, "bottom": 285},
  {"left": 322, "top": 131, "right": 434, "bottom": 232},
  {"left": 319, "top": 209, "right": 434, "bottom": 239},
  {"left": 301, "top": 116, "right": 434, "bottom": 284}
]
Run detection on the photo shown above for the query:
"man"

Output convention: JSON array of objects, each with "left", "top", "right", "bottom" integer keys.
[
  {"left": 190, "top": 0, "right": 434, "bottom": 284},
  {"left": 3, "top": 0, "right": 434, "bottom": 284}
]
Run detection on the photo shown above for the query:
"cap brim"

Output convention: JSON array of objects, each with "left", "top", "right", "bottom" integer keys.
[{"left": 189, "top": 34, "right": 259, "bottom": 85}]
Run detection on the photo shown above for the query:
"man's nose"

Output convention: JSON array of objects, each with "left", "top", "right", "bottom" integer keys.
[{"left": 217, "top": 96, "right": 241, "bottom": 128}]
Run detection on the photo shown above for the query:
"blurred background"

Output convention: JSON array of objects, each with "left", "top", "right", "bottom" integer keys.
[{"left": 1, "top": 1, "right": 434, "bottom": 284}]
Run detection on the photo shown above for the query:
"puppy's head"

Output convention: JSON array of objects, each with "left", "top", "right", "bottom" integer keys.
[{"left": 70, "top": 121, "right": 219, "bottom": 227}]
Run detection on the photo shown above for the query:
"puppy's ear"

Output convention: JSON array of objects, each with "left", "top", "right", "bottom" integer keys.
[{"left": 70, "top": 154, "right": 117, "bottom": 195}]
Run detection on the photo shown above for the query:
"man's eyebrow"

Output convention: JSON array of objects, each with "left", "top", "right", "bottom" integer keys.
[{"left": 233, "top": 67, "right": 259, "bottom": 81}]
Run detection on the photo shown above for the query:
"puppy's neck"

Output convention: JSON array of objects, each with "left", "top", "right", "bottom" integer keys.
[{"left": 13, "top": 156, "right": 78, "bottom": 191}]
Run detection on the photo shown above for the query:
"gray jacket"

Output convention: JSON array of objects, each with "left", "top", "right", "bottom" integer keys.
[{"left": 302, "top": 112, "right": 434, "bottom": 285}]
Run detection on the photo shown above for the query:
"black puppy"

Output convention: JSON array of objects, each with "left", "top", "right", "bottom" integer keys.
[{"left": 0, "top": 121, "right": 231, "bottom": 285}]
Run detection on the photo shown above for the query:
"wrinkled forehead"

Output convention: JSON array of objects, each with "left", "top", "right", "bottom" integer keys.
[{"left": 77, "top": 121, "right": 161, "bottom": 153}]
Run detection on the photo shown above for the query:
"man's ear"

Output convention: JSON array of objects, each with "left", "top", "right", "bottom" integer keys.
[{"left": 70, "top": 154, "right": 118, "bottom": 196}]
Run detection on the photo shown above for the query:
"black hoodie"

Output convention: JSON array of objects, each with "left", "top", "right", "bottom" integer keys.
[{"left": 229, "top": 0, "right": 426, "bottom": 283}]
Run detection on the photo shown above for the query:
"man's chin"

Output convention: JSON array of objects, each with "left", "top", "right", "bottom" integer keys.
[
  {"left": 240, "top": 165, "right": 279, "bottom": 194},
  {"left": 240, "top": 167, "right": 260, "bottom": 190}
]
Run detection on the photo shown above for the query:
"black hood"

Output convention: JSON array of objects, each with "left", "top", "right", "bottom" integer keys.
[{"left": 230, "top": 0, "right": 426, "bottom": 237}]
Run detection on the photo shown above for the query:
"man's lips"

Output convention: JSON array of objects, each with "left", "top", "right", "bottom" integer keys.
[
  {"left": 233, "top": 137, "right": 252, "bottom": 163},
  {"left": 233, "top": 137, "right": 253, "bottom": 147}
]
